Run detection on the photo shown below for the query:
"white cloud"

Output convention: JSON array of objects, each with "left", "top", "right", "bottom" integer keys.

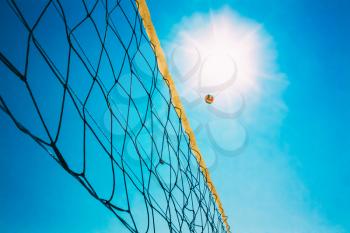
[{"left": 164, "top": 7, "right": 344, "bottom": 233}]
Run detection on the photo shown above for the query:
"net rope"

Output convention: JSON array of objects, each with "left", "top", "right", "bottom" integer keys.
[{"left": 0, "top": 0, "right": 228, "bottom": 232}]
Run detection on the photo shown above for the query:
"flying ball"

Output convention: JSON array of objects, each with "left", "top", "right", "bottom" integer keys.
[{"left": 205, "top": 94, "right": 214, "bottom": 104}]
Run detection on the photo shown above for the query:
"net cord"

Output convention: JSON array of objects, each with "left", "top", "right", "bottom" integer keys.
[{"left": 135, "top": 1, "right": 231, "bottom": 232}]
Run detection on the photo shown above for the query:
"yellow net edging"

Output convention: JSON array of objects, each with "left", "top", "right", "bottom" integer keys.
[{"left": 135, "top": 0, "right": 231, "bottom": 232}]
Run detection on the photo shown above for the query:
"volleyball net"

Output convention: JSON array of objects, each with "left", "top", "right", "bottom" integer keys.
[{"left": 0, "top": 0, "right": 230, "bottom": 232}]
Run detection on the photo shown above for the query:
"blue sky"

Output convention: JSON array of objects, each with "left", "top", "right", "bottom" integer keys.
[
  {"left": 152, "top": 1, "right": 349, "bottom": 232},
  {"left": 1, "top": 0, "right": 349, "bottom": 233}
]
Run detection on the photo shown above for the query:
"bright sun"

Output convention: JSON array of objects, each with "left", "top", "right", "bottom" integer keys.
[{"left": 166, "top": 7, "right": 277, "bottom": 107}]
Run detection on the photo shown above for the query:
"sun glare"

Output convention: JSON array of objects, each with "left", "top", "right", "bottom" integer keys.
[{"left": 167, "top": 8, "right": 276, "bottom": 106}]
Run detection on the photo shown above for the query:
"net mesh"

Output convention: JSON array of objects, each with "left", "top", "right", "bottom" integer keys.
[{"left": 0, "top": 0, "right": 227, "bottom": 232}]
